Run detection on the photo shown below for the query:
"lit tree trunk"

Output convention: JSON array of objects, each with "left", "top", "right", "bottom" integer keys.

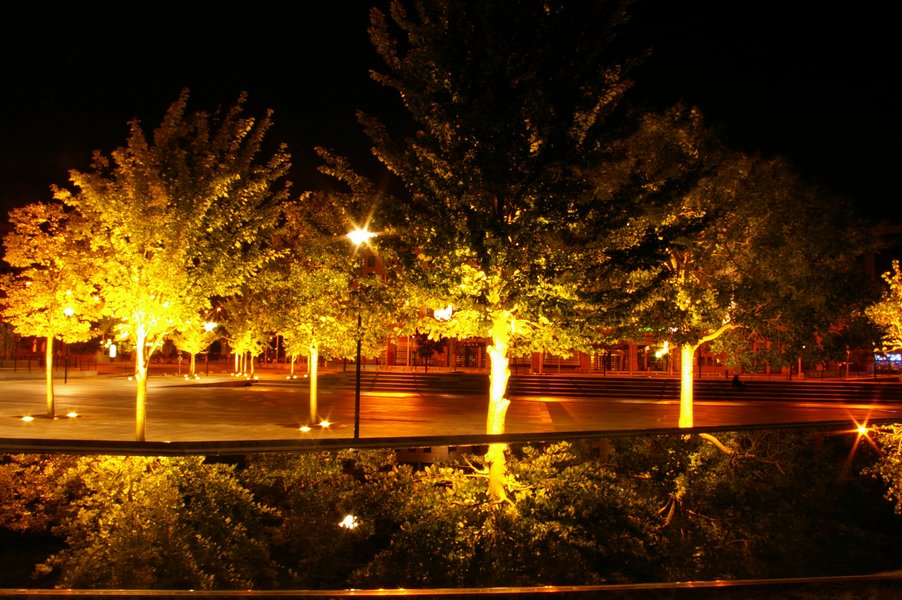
[
  {"left": 485, "top": 311, "right": 512, "bottom": 503},
  {"left": 135, "top": 327, "right": 148, "bottom": 442},
  {"left": 44, "top": 335, "right": 55, "bottom": 419},
  {"left": 189, "top": 352, "right": 197, "bottom": 377},
  {"left": 678, "top": 323, "right": 734, "bottom": 429},
  {"left": 308, "top": 343, "right": 319, "bottom": 424},
  {"left": 234, "top": 352, "right": 239, "bottom": 373},
  {"left": 289, "top": 354, "right": 296, "bottom": 376},
  {"left": 679, "top": 343, "right": 696, "bottom": 428}
]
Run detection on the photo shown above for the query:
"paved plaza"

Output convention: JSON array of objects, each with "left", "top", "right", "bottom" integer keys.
[{"left": 2, "top": 365, "right": 902, "bottom": 453}]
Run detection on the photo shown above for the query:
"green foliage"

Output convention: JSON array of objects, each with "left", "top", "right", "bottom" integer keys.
[
  {"left": 613, "top": 429, "right": 896, "bottom": 580},
  {"left": 350, "top": 0, "right": 679, "bottom": 357},
  {"left": 352, "top": 442, "right": 662, "bottom": 587},
  {"left": 262, "top": 199, "right": 387, "bottom": 362},
  {"left": 866, "top": 424, "right": 902, "bottom": 513},
  {"left": 0, "top": 202, "right": 99, "bottom": 344},
  {"left": 34, "top": 456, "right": 277, "bottom": 589},
  {"left": 241, "top": 449, "right": 408, "bottom": 588},
  {"left": 52, "top": 89, "right": 290, "bottom": 378},
  {"left": 219, "top": 289, "right": 268, "bottom": 372},
  {"left": 868, "top": 259, "right": 902, "bottom": 353},
  {"left": 725, "top": 165, "right": 880, "bottom": 364},
  {"left": 3, "top": 430, "right": 900, "bottom": 589},
  {"left": 169, "top": 321, "right": 218, "bottom": 357},
  {"left": 0, "top": 454, "right": 80, "bottom": 534}
]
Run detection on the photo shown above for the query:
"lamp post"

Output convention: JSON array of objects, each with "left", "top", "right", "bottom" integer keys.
[
  {"left": 347, "top": 227, "right": 376, "bottom": 440},
  {"left": 203, "top": 321, "right": 217, "bottom": 377},
  {"left": 63, "top": 306, "right": 74, "bottom": 385},
  {"left": 354, "top": 312, "right": 362, "bottom": 439}
]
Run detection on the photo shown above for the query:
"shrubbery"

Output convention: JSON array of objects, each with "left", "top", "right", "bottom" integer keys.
[{"left": 2, "top": 426, "right": 901, "bottom": 590}]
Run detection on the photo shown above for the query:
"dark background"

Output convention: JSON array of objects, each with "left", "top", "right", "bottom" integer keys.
[{"left": 1, "top": 1, "right": 897, "bottom": 222}]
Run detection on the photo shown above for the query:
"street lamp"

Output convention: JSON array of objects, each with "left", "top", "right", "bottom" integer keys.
[{"left": 347, "top": 227, "right": 374, "bottom": 440}]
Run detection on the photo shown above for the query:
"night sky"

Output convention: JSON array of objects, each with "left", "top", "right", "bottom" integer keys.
[{"left": 1, "top": 1, "right": 898, "bottom": 223}]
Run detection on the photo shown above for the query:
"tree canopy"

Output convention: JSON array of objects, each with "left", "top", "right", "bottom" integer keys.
[
  {"left": 52, "top": 90, "right": 292, "bottom": 440},
  {"left": 0, "top": 202, "right": 100, "bottom": 417},
  {"left": 868, "top": 260, "right": 902, "bottom": 354},
  {"left": 339, "top": 0, "right": 700, "bottom": 499}
]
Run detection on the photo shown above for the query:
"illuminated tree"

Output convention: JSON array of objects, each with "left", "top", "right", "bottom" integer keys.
[
  {"left": 265, "top": 194, "right": 404, "bottom": 425},
  {"left": 0, "top": 203, "right": 100, "bottom": 418},
  {"left": 632, "top": 153, "right": 877, "bottom": 427},
  {"left": 346, "top": 0, "right": 683, "bottom": 500},
  {"left": 53, "top": 90, "right": 290, "bottom": 441},
  {"left": 169, "top": 319, "right": 219, "bottom": 377},
  {"left": 220, "top": 291, "right": 268, "bottom": 376},
  {"left": 868, "top": 260, "right": 902, "bottom": 353}
]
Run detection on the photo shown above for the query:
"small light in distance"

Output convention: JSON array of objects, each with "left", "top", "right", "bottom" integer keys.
[{"left": 339, "top": 514, "right": 359, "bottom": 529}]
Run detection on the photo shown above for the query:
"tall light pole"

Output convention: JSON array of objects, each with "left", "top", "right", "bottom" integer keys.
[
  {"left": 354, "top": 312, "right": 362, "bottom": 439},
  {"left": 347, "top": 227, "right": 376, "bottom": 440}
]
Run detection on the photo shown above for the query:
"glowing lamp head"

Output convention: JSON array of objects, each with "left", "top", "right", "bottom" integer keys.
[
  {"left": 347, "top": 227, "right": 376, "bottom": 246},
  {"left": 203, "top": 322, "right": 217, "bottom": 332},
  {"left": 63, "top": 306, "right": 75, "bottom": 317}
]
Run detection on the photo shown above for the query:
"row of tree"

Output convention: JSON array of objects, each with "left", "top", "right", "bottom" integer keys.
[{"left": 0, "top": 2, "right": 898, "bottom": 501}]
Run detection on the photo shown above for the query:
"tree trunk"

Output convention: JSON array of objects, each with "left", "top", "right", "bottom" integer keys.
[
  {"left": 135, "top": 331, "right": 148, "bottom": 442},
  {"left": 679, "top": 343, "right": 697, "bottom": 428},
  {"left": 189, "top": 352, "right": 197, "bottom": 377},
  {"left": 485, "top": 312, "right": 512, "bottom": 503},
  {"left": 309, "top": 344, "right": 319, "bottom": 424},
  {"left": 44, "top": 335, "right": 55, "bottom": 419}
]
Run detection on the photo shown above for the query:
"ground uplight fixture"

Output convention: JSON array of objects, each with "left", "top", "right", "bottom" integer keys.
[
  {"left": 319, "top": 419, "right": 331, "bottom": 428},
  {"left": 299, "top": 425, "right": 312, "bottom": 433},
  {"left": 21, "top": 416, "right": 34, "bottom": 422},
  {"left": 66, "top": 411, "right": 78, "bottom": 418}
]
